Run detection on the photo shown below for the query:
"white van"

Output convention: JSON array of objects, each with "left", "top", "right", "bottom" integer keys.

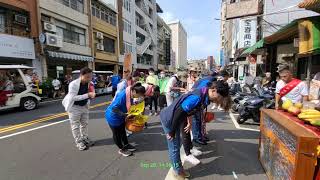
[{"left": 0, "top": 65, "right": 41, "bottom": 111}]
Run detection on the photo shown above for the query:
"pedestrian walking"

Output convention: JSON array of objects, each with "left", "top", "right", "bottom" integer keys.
[
  {"left": 160, "top": 81, "right": 231, "bottom": 179},
  {"left": 62, "top": 67, "right": 96, "bottom": 151},
  {"left": 105, "top": 83, "right": 146, "bottom": 157},
  {"left": 52, "top": 78, "right": 61, "bottom": 99},
  {"left": 64, "top": 74, "right": 72, "bottom": 95}
]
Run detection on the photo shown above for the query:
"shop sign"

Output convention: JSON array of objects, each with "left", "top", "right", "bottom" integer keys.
[
  {"left": 0, "top": 34, "right": 35, "bottom": 59},
  {"left": 239, "top": 17, "right": 257, "bottom": 48},
  {"left": 123, "top": 53, "right": 132, "bottom": 73}
]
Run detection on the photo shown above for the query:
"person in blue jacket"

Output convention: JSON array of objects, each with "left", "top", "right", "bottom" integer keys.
[
  {"left": 105, "top": 83, "right": 146, "bottom": 157},
  {"left": 160, "top": 81, "right": 231, "bottom": 178}
]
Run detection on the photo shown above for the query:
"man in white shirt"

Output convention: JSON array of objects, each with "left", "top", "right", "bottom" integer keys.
[
  {"left": 164, "top": 74, "right": 186, "bottom": 106},
  {"left": 52, "top": 78, "right": 61, "bottom": 99},
  {"left": 24, "top": 69, "right": 33, "bottom": 86},
  {"left": 275, "top": 66, "right": 308, "bottom": 109}
]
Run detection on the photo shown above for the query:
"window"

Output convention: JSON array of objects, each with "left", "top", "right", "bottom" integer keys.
[
  {"left": 123, "top": 19, "right": 132, "bottom": 34},
  {"left": 91, "top": 2, "right": 117, "bottom": 26},
  {"left": 56, "top": 20, "right": 86, "bottom": 46},
  {"left": 123, "top": 0, "right": 131, "bottom": 12},
  {"left": 103, "top": 37, "right": 115, "bottom": 53},
  {"left": 41, "top": 14, "right": 51, "bottom": 22},
  {"left": 57, "top": 0, "right": 84, "bottom": 13},
  {"left": 0, "top": 14, "right": 5, "bottom": 33},
  {"left": 124, "top": 41, "right": 133, "bottom": 53}
]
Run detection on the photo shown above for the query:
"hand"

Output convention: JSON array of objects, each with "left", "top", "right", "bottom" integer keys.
[
  {"left": 88, "top": 92, "right": 96, "bottom": 99},
  {"left": 166, "top": 133, "right": 174, "bottom": 140},
  {"left": 184, "top": 123, "right": 192, "bottom": 133}
]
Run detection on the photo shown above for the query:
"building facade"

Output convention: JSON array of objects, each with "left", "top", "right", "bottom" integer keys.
[
  {"left": 38, "top": 0, "right": 93, "bottom": 79},
  {"left": 91, "top": 0, "right": 120, "bottom": 73},
  {"left": 0, "top": 0, "right": 39, "bottom": 72},
  {"left": 156, "top": 13, "right": 172, "bottom": 71},
  {"left": 168, "top": 21, "right": 187, "bottom": 70}
]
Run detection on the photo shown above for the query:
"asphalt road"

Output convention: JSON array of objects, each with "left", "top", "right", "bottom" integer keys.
[{"left": 0, "top": 95, "right": 267, "bottom": 180}]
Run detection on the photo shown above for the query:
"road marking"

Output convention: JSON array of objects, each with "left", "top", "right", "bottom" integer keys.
[
  {"left": 229, "top": 112, "right": 260, "bottom": 132},
  {"left": 0, "top": 119, "right": 69, "bottom": 140},
  {"left": 0, "top": 101, "right": 111, "bottom": 134},
  {"left": 232, "top": 171, "right": 238, "bottom": 179}
]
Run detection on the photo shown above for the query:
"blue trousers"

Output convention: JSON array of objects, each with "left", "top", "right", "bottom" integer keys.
[{"left": 192, "top": 111, "right": 202, "bottom": 141}]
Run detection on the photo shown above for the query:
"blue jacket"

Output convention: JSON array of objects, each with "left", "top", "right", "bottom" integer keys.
[
  {"left": 105, "top": 89, "right": 127, "bottom": 127},
  {"left": 160, "top": 88, "right": 209, "bottom": 133},
  {"left": 192, "top": 76, "right": 217, "bottom": 89},
  {"left": 111, "top": 75, "right": 121, "bottom": 88}
]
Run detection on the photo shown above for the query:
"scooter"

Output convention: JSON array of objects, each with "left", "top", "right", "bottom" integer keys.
[{"left": 237, "top": 96, "right": 265, "bottom": 124}]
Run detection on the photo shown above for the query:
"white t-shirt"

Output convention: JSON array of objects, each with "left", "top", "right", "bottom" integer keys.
[
  {"left": 276, "top": 80, "right": 308, "bottom": 103},
  {"left": 52, "top": 79, "right": 61, "bottom": 90},
  {"left": 164, "top": 76, "right": 177, "bottom": 93}
]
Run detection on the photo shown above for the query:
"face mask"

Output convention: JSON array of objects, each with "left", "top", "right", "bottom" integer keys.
[
  {"left": 160, "top": 74, "right": 165, "bottom": 78},
  {"left": 149, "top": 72, "right": 154, "bottom": 76}
]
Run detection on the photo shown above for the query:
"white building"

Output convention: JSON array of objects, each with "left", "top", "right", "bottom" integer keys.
[
  {"left": 168, "top": 21, "right": 187, "bottom": 70},
  {"left": 120, "top": 0, "right": 159, "bottom": 72}
]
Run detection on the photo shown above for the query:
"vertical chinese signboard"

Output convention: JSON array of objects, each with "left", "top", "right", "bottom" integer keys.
[
  {"left": 239, "top": 17, "right": 257, "bottom": 48},
  {"left": 123, "top": 53, "right": 132, "bottom": 74}
]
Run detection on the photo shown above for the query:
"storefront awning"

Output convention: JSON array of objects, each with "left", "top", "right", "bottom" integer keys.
[
  {"left": 264, "top": 20, "right": 299, "bottom": 44},
  {"left": 299, "top": 0, "right": 320, "bottom": 13},
  {"left": 47, "top": 51, "right": 94, "bottom": 62},
  {"left": 241, "top": 39, "right": 264, "bottom": 56}
]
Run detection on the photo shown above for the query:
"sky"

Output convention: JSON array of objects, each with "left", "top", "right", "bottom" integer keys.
[{"left": 157, "top": 0, "right": 221, "bottom": 61}]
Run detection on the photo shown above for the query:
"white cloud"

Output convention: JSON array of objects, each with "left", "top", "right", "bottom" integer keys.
[{"left": 160, "top": 12, "right": 177, "bottom": 23}]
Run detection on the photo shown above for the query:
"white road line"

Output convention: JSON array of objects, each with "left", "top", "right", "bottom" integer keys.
[
  {"left": 232, "top": 171, "right": 238, "bottom": 179},
  {"left": 229, "top": 112, "right": 260, "bottom": 132},
  {"left": 0, "top": 119, "right": 69, "bottom": 140}
]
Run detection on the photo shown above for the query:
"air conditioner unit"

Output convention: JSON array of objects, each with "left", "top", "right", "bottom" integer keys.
[
  {"left": 45, "top": 33, "right": 63, "bottom": 48},
  {"left": 14, "top": 14, "right": 27, "bottom": 24},
  {"left": 96, "top": 43, "right": 104, "bottom": 51},
  {"left": 96, "top": 32, "right": 104, "bottom": 40},
  {"left": 44, "top": 22, "right": 57, "bottom": 33}
]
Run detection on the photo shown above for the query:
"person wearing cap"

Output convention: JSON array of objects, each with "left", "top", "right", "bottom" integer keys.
[{"left": 160, "top": 81, "right": 231, "bottom": 179}]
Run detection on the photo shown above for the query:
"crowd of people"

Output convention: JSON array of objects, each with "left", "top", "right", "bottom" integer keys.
[{"left": 62, "top": 66, "right": 232, "bottom": 179}]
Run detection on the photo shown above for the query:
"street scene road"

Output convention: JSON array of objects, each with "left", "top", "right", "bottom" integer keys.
[{"left": 0, "top": 95, "right": 267, "bottom": 180}]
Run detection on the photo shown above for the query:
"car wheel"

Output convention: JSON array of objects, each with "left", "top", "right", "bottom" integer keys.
[
  {"left": 237, "top": 116, "right": 247, "bottom": 124},
  {"left": 21, "top": 97, "right": 38, "bottom": 111}
]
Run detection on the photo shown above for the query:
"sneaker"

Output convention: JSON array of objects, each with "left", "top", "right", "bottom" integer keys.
[
  {"left": 148, "top": 112, "right": 154, "bottom": 116},
  {"left": 118, "top": 149, "right": 133, "bottom": 157},
  {"left": 175, "top": 170, "right": 191, "bottom": 179},
  {"left": 184, "top": 154, "right": 200, "bottom": 165},
  {"left": 190, "top": 148, "right": 202, "bottom": 156},
  {"left": 203, "top": 136, "right": 210, "bottom": 142},
  {"left": 124, "top": 144, "right": 136, "bottom": 152},
  {"left": 154, "top": 112, "right": 159, "bottom": 116},
  {"left": 76, "top": 142, "right": 88, "bottom": 151},
  {"left": 83, "top": 138, "right": 95, "bottom": 147}
]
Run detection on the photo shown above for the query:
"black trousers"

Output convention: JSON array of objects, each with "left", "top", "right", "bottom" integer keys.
[
  {"left": 112, "top": 87, "right": 117, "bottom": 97},
  {"left": 159, "top": 94, "right": 167, "bottom": 109},
  {"left": 171, "top": 106, "right": 193, "bottom": 156},
  {"left": 109, "top": 123, "right": 128, "bottom": 150},
  {"left": 147, "top": 95, "right": 158, "bottom": 111},
  {"left": 181, "top": 119, "right": 193, "bottom": 156}
]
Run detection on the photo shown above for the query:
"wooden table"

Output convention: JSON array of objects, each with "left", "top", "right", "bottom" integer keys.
[{"left": 259, "top": 109, "right": 319, "bottom": 180}]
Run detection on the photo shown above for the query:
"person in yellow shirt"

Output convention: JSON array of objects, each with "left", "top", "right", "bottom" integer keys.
[{"left": 145, "top": 68, "right": 160, "bottom": 115}]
